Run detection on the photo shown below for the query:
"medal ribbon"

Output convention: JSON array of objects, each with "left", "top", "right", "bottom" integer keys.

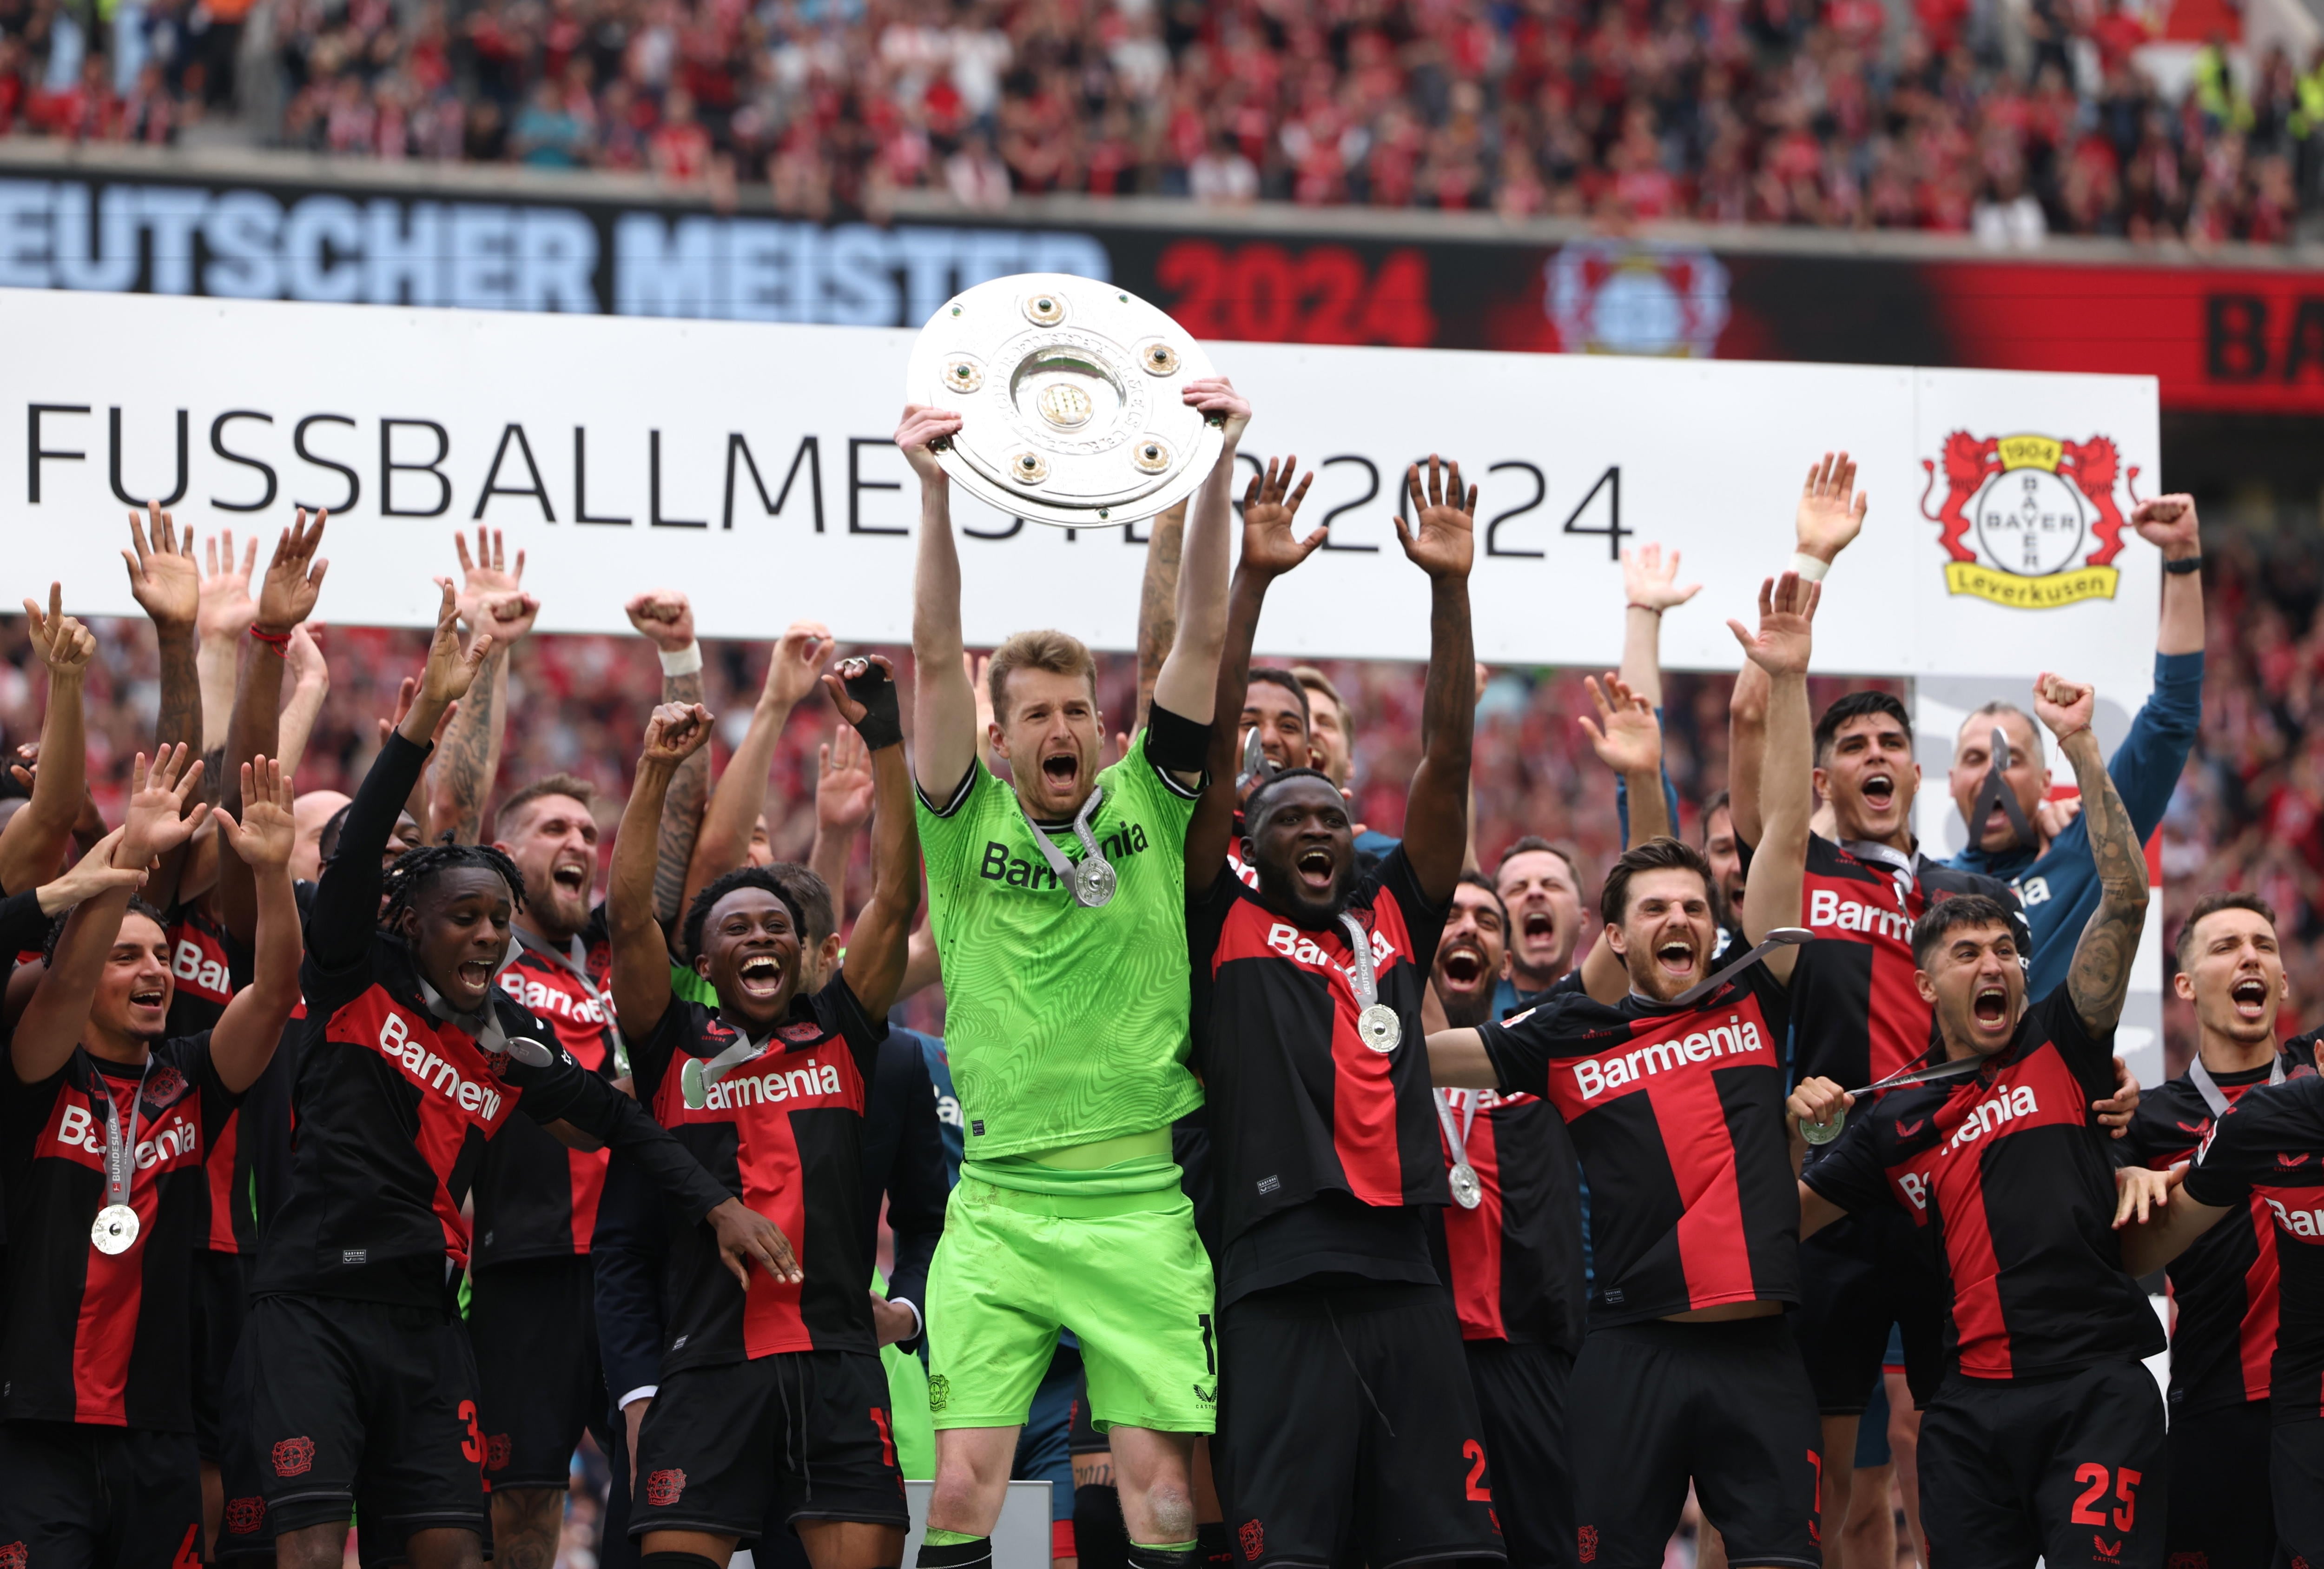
[
  {"left": 2189, "top": 1054, "right": 2284, "bottom": 1119},
  {"left": 1336, "top": 912, "right": 1380, "bottom": 1010},
  {"left": 94, "top": 1058, "right": 154, "bottom": 1215},
  {"left": 514, "top": 927, "right": 630, "bottom": 1077},
  {"left": 1017, "top": 786, "right": 1110, "bottom": 900},
  {"left": 1433, "top": 1088, "right": 1480, "bottom": 1168}
]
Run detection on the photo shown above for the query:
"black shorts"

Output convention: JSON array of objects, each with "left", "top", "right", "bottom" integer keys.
[
  {"left": 190, "top": 1247, "right": 251, "bottom": 1462},
  {"left": 628, "top": 1350, "right": 910, "bottom": 1539},
  {"left": 1465, "top": 1338, "right": 1574, "bottom": 1569},
  {"left": 0, "top": 1419, "right": 201, "bottom": 1569},
  {"left": 1916, "top": 1358, "right": 2166, "bottom": 1569},
  {"left": 1568, "top": 1317, "right": 1822, "bottom": 1569},
  {"left": 2274, "top": 1417, "right": 2324, "bottom": 1568},
  {"left": 1793, "top": 1208, "right": 1944, "bottom": 1414},
  {"left": 1214, "top": 1281, "right": 1505, "bottom": 1569},
  {"left": 2165, "top": 1400, "right": 2278, "bottom": 1569},
  {"left": 469, "top": 1255, "right": 608, "bottom": 1492},
  {"left": 235, "top": 1292, "right": 492, "bottom": 1550}
]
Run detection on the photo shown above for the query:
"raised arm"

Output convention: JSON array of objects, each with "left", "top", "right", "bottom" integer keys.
[
  {"left": 682, "top": 621, "right": 833, "bottom": 918},
  {"left": 609, "top": 702, "right": 715, "bottom": 1042},
  {"left": 1394, "top": 457, "right": 1478, "bottom": 902},
  {"left": 210, "top": 757, "right": 303, "bottom": 1093},
  {"left": 194, "top": 530, "right": 258, "bottom": 752},
  {"left": 1149, "top": 378, "right": 1253, "bottom": 740},
  {"left": 901, "top": 404, "right": 977, "bottom": 799},
  {"left": 428, "top": 527, "right": 538, "bottom": 846},
  {"left": 0, "top": 587, "right": 97, "bottom": 898},
  {"left": 1187, "top": 457, "right": 1321, "bottom": 880},
  {"left": 822, "top": 657, "right": 920, "bottom": 1016},
  {"left": 218, "top": 510, "right": 329, "bottom": 941},
  {"left": 2132, "top": 495, "right": 2203, "bottom": 658},
  {"left": 1581, "top": 675, "right": 1670, "bottom": 845},
  {"left": 625, "top": 590, "right": 713, "bottom": 929},
  {"left": 274, "top": 625, "right": 330, "bottom": 781},
  {"left": 1134, "top": 499, "right": 1189, "bottom": 732},
  {"left": 1618, "top": 543, "right": 1698, "bottom": 711},
  {"left": 11, "top": 747, "right": 209, "bottom": 1086},
  {"left": 806, "top": 723, "right": 874, "bottom": 913},
  {"left": 1730, "top": 572, "right": 1819, "bottom": 981},
  {"left": 2043, "top": 674, "right": 2151, "bottom": 1035},
  {"left": 119, "top": 505, "right": 203, "bottom": 911}
]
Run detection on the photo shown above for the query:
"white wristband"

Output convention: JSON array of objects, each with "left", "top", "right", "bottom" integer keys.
[
  {"left": 1787, "top": 551, "right": 1831, "bottom": 583},
  {"left": 657, "top": 642, "right": 702, "bottom": 677}
]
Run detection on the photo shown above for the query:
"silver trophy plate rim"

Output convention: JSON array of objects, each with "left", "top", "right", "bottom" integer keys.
[{"left": 905, "top": 273, "right": 1225, "bottom": 529}]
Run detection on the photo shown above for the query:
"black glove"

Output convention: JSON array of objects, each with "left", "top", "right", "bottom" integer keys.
[{"left": 844, "top": 660, "right": 904, "bottom": 751}]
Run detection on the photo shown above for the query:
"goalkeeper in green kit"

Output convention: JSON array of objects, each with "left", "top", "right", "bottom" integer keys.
[{"left": 895, "top": 376, "right": 1249, "bottom": 1569}]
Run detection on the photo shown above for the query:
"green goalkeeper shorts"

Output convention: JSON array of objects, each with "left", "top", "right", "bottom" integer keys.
[{"left": 923, "top": 1174, "right": 1218, "bottom": 1435}]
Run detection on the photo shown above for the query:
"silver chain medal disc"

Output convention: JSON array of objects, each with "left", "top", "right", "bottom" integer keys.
[
  {"left": 1020, "top": 788, "right": 1116, "bottom": 910},
  {"left": 90, "top": 1059, "right": 152, "bottom": 1254},
  {"left": 1072, "top": 858, "right": 1117, "bottom": 908},
  {"left": 906, "top": 274, "right": 1225, "bottom": 529},
  {"left": 1801, "top": 1109, "right": 1844, "bottom": 1146},
  {"left": 92, "top": 1204, "right": 140, "bottom": 1254},
  {"left": 1339, "top": 912, "right": 1401, "bottom": 1053},
  {"left": 1435, "top": 1091, "right": 1483, "bottom": 1209}
]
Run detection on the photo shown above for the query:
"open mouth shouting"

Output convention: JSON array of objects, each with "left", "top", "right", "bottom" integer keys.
[
  {"left": 736, "top": 953, "right": 785, "bottom": 1002},
  {"left": 126, "top": 980, "right": 168, "bottom": 1018},
  {"left": 1654, "top": 936, "right": 1698, "bottom": 980},
  {"left": 549, "top": 856, "right": 591, "bottom": 897},
  {"left": 455, "top": 958, "right": 496, "bottom": 997},
  {"left": 1519, "top": 909, "right": 1557, "bottom": 949},
  {"left": 1861, "top": 771, "right": 1896, "bottom": 813},
  {"left": 1040, "top": 749, "right": 1082, "bottom": 796},
  {"left": 1294, "top": 846, "right": 1337, "bottom": 896},
  {"left": 1971, "top": 980, "right": 2011, "bottom": 1031},
  {"left": 1438, "top": 942, "right": 1487, "bottom": 993},
  {"left": 2231, "top": 974, "right": 2271, "bottom": 1022}
]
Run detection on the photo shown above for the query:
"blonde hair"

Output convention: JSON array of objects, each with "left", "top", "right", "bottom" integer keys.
[{"left": 988, "top": 630, "right": 1098, "bottom": 725}]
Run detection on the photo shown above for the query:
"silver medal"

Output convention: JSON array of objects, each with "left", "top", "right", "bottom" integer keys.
[
  {"left": 504, "top": 1035, "right": 555, "bottom": 1068},
  {"left": 1448, "top": 1163, "right": 1484, "bottom": 1210},
  {"left": 906, "top": 274, "right": 1225, "bottom": 529},
  {"left": 680, "top": 1057, "right": 711, "bottom": 1111},
  {"left": 1357, "top": 1002, "right": 1402, "bottom": 1053},
  {"left": 1801, "top": 1107, "right": 1846, "bottom": 1145},
  {"left": 91, "top": 1203, "right": 139, "bottom": 1255},
  {"left": 1072, "top": 857, "right": 1117, "bottom": 909}
]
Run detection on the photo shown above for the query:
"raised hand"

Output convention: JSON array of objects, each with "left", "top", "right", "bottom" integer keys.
[
  {"left": 449, "top": 526, "right": 538, "bottom": 644},
  {"left": 256, "top": 509, "right": 331, "bottom": 634},
  {"left": 37, "top": 826, "right": 148, "bottom": 914},
  {"left": 1577, "top": 672, "right": 1662, "bottom": 776},
  {"left": 624, "top": 589, "right": 696, "bottom": 653},
  {"left": 416, "top": 581, "right": 495, "bottom": 713},
  {"left": 895, "top": 404, "right": 964, "bottom": 481},
  {"left": 766, "top": 621, "right": 837, "bottom": 709},
  {"left": 1622, "top": 542, "right": 1700, "bottom": 613},
  {"left": 1238, "top": 455, "right": 1322, "bottom": 579},
  {"left": 120, "top": 744, "right": 211, "bottom": 863},
  {"left": 23, "top": 583, "right": 97, "bottom": 675},
  {"left": 1391, "top": 456, "right": 1477, "bottom": 581},
  {"left": 198, "top": 529, "right": 260, "bottom": 643},
  {"left": 1727, "top": 571, "right": 1820, "bottom": 679},
  {"left": 1786, "top": 1075, "right": 1853, "bottom": 1143},
  {"left": 216, "top": 756, "right": 297, "bottom": 868},
  {"left": 2130, "top": 493, "right": 2200, "bottom": 559},
  {"left": 286, "top": 624, "right": 329, "bottom": 695},
  {"left": 1182, "top": 377, "right": 1252, "bottom": 444},
  {"left": 122, "top": 502, "right": 200, "bottom": 628},
  {"left": 640, "top": 701, "right": 716, "bottom": 768},
  {"left": 821, "top": 653, "right": 899, "bottom": 730},
  {"left": 2033, "top": 672, "right": 2094, "bottom": 744},
  {"left": 817, "top": 724, "right": 876, "bottom": 834},
  {"left": 1796, "top": 451, "right": 1868, "bottom": 562}
]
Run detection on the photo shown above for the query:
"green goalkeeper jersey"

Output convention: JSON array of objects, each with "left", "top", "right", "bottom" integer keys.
[{"left": 915, "top": 729, "right": 1205, "bottom": 1165}]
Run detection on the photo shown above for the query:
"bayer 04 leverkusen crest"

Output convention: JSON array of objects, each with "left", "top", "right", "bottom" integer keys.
[{"left": 1919, "top": 431, "right": 2141, "bottom": 609}]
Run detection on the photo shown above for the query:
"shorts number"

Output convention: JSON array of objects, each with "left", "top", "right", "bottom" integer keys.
[
  {"left": 172, "top": 1525, "right": 204, "bottom": 1569},
  {"left": 458, "top": 1399, "right": 485, "bottom": 1466},
  {"left": 1198, "top": 1312, "right": 1216, "bottom": 1376},
  {"left": 870, "top": 1407, "right": 898, "bottom": 1470},
  {"left": 1462, "top": 1439, "right": 1491, "bottom": 1503},
  {"left": 2070, "top": 1463, "right": 2141, "bottom": 1531}
]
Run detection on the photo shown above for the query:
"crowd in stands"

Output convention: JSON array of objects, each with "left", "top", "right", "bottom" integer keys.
[
  {"left": 7, "top": 514, "right": 2312, "bottom": 1066},
  {"left": 0, "top": 0, "right": 2319, "bottom": 242}
]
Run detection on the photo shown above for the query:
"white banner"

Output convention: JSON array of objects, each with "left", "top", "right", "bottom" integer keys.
[{"left": 0, "top": 289, "right": 2159, "bottom": 702}]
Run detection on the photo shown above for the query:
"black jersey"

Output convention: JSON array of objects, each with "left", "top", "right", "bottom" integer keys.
[
  {"left": 254, "top": 732, "right": 730, "bottom": 1310},
  {"left": 1479, "top": 961, "right": 1798, "bottom": 1327},
  {"left": 471, "top": 911, "right": 620, "bottom": 1266},
  {"left": 2183, "top": 1072, "right": 2324, "bottom": 1420},
  {"left": 1788, "top": 835, "right": 2020, "bottom": 1089},
  {"left": 1188, "top": 846, "right": 1452, "bottom": 1299},
  {"left": 2121, "top": 1055, "right": 2306, "bottom": 1415},
  {"left": 1431, "top": 1088, "right": 1585, "bottom": 1351},
  {"left": 161, "top": 901, "right": 265, "bottom": 1257},
  {"left": 1803, "top": 986, "right": 2165, "bottom": 1381},
  {"left": 633, "top": 976, "right": 888, "bottom": 1368},
  {"left": 0, "top": 1035, "right": 238, "bottom": 1430}
]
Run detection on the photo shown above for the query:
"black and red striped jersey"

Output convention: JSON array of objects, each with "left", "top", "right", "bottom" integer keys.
[
  {"left": 1188, "top": 847, "right": 1452, "bottom": 1298},
  {"left": 471, "top": 911, "right": 619, "bottom": 1266},
  {"left": 1803, "top": 986, "right": 2165, "bottom": 1381},
  {"left": 1787, "top": 835, "right": 2019, "bottom": 1090},
  {"left": 0, "top": 1035, "right": 238, "bottom": 1430},
  {"left": 2183, "top": 1071, "right": 2324, "bottom": 1421},
  {"left": 2121, "top": 1055, "right": 2309, "bottom": 1415},
  {"left": 1430, "top": 1088, "right": 1586, "bottom": 1351},
  {"left": 633, "top": 975, "right": 887, "bottom": 1367},
  {"left": 162, "top": 902, "right": 265, "bottom": 1257},
  {"left": 1478, "top": 962, "right": 1798, "bottom": 1327}
]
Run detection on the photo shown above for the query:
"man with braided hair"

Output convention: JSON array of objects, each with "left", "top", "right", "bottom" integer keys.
[{"left": 241, "top": 584, "right": 788, "bottom": 1569}]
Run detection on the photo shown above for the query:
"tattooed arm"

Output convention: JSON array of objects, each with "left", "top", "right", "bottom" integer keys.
[
  {"left": 428, "top": 528, "right": 538, "bottom": 845},
  {"left": 1134, "top": 499, "right": 1188, "bottom": 734},
  {"left": 626, "top": 591, "right": 712, "bottom": 933},
  {"left": 2046, "top": 674, "right": 2151, "bottom": 1036}
]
